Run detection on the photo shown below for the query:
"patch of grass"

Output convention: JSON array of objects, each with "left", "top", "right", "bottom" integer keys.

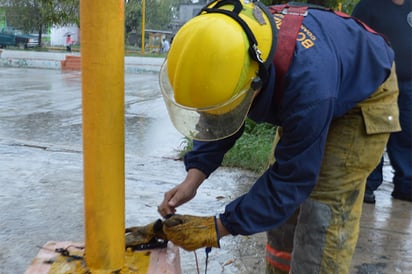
[{"left": 179, "top": 118, "right": 276, "bottom": 173}]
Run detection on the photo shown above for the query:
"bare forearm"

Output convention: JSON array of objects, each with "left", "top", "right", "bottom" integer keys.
[
  {"left": 216, "top": 217, "right": 230, "bottom": 239},
  {"left": 185, "top": 168, "right": 207, "bottom": 188}
]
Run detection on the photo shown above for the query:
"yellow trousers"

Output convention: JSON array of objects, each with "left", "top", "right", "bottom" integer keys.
[{"left": 266, "top": 66, "right": 400, "bottom": 274}]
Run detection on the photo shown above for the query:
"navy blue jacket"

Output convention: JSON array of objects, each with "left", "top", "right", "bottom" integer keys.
[
  {"left": 184, "top": 7, "right": 394, "bottom": 235},
  {"left": 352, "top": 0, "right": 412, "bottom": 81}
]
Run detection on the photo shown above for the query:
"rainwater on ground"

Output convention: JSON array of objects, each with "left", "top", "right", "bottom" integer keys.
[{"left": 0, "top": 68, "right": 410, "bottom": 274}]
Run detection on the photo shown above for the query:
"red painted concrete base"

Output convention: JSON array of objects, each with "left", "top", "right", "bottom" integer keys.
[
  {"left": 25, "top": 241, "right": 181, "bottom": 274},
  {"left": 147, "top": 242, "right": 182, "bottom": 274},
  {"left": 61, "top": 55, "right": 81, "bottom": 71}
]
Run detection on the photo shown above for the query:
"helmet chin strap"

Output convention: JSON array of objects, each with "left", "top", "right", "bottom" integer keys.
[{"left": 197, "top": 0, "right": 276, "bottom": 89}]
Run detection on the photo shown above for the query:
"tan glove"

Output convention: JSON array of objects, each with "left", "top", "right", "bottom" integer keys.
[
  {"left": 125, "top": 219, "right": 166, "bottom": 249},
  {"left": 162, "top": 214, "right": 220, "bottom": 251}
]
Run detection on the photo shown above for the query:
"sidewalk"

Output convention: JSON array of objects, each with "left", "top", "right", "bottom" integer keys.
[{"left": 0, "top": 49, "right": 164, "bottom": 73}]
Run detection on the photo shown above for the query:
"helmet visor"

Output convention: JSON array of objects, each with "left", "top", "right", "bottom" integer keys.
[{"left": 160, "top": 60, "right": 259, "bottom": 141}]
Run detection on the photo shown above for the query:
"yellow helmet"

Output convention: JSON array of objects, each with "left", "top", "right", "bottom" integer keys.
[{"left": 160, "top": 0, "right": 276, "bottom": 140}]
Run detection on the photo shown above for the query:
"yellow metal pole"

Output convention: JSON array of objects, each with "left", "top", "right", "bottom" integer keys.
[
  {"left": 141, "top": 0, "right": 145, "bottom": 54},
  {"left": 80, "top": 0, "right": 125, "bottom": 272}
]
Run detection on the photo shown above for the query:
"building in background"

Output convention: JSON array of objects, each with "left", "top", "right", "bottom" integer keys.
[
  {"left": 50, "top": 24, "right": 79, "bottom": 47},
  {"left": 169, "top": 4, "right": 205, "bottom": 31}
]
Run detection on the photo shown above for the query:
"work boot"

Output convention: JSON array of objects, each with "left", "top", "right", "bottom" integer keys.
[
  {"left": 392, "top": 191, "right": 412, "bottom": 202},
  {"left": 363, "top": 189, "right": 376, "bottom": 204}
]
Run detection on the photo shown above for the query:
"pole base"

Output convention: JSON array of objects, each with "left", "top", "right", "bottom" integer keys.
[{"left": 25, "top": 241, "right": 181, "bottom": 274}]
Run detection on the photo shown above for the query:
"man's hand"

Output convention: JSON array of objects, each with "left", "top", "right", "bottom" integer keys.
[
  {"left": 157, "top": 183, "right": 197, "bottom": 217},
  {"left": 157, "top": 169, "right": 206, "bottom": 217},
  {"left": 162, "top": 214, "right": 220, "bottom": 251},
  {"left": 125, "top": 219, "right": 166, "bottom": 248}
]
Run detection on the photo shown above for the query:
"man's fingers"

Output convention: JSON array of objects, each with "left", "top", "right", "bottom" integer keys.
[
  {"left": 165, "top": 188, "right": 181, "bottom": 207},
  {"left": 158, "top": 182, "right": 197, "bottom": 217},
  {"left": 158, "top": 202, "right": 175, "bottom": 217},
  {"left": 158, "top": 193, "right": 176, "bottom": 213},
  {"left": 166, "top": 189, "right": 187, "bottom": 208},
  {"left": 158, "top": 188, "right": 179, "bottom": 217}
]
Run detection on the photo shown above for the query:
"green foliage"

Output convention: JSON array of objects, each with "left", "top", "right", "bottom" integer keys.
[
  {"left": 1, "top": 0, "right": 79, "bottom": 32},
  {"left": 223, "top": 119, "right": 276, "bottom": 173},
  {"left": 339, "top": 0, "right": 360, "bottom": 14},
  {"left": 125, "top": 0, "right": 181, "bottom": 47},
  {"left": 0, "top": 0, "right": 79, "bottom": 46},
  {"left": 125, "top": 0, "right": 143, "bottom": 38},
  {"left": 125, "top": 0, "right": 180, "bottom": 34},
  {"left": 179, "top": 119, "right": 276, "bottom": 173}
]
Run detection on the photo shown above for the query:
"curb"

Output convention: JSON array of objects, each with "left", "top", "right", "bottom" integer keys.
[{"left": 0, "top": 49, "right": 163, "bottom": 73}]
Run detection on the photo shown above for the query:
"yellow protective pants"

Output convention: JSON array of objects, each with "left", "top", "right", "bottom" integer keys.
[{"left": 266, "top": 66, "right": 400, "bottom": 274}]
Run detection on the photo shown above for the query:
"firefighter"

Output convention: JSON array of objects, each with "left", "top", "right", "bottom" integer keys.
[
  {"left": 127, "top": 1, "right": 400, "bottom": 273},
  {"left": 352, "top": 0, "right": 412, "bottom": 203}
]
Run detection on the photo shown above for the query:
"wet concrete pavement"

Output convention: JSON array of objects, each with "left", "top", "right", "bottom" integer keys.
[{"left": 0, "top": 63, "right": 411, "bottom": 273}]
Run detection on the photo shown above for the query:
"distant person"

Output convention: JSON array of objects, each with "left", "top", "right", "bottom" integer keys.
[
  {"left": 65, "top": 34, "right": 73, "bottom": 52},
  {"left": 162, "top": 38, "right": 170, "bottom": 53},
  {"left": 352, "top": 0, "right": 412, "bottom": 203}
]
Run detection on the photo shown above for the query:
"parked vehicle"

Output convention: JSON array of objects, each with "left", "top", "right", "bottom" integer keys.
[{"left": 0, "top": 27, "right": 39, "bottom": 48}]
